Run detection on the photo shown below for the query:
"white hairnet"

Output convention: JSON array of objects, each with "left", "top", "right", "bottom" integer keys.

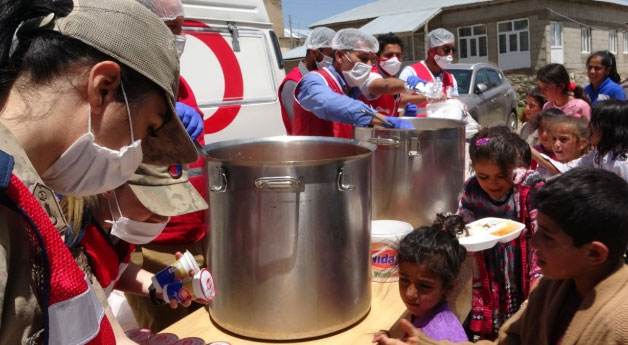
[
  {"left": 331, "top": 28, "right": 379, "bottom": 53},
  {"left": 305, "top": 27, "right": 336, "bottom": 50},
  {"left": 137, "top": 0, "right": 184, "bottom": 20},
  {"left": 427, "top": 28, "right": 455, "bottom": 48}
]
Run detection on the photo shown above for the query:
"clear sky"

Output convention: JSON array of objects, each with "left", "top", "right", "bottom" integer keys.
[{"left": 282, "top": 0, "right": 375, "bottom": 32}]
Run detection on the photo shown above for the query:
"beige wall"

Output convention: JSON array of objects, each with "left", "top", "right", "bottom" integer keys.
[{"left": 264, "top": 0, "right": 284, "bottom": 36}]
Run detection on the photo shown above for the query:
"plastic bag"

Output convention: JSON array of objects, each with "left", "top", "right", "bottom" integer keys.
[
  {"left": 414, "top": 77, "right": 444, "bottom": 100},
  {"left": 426, "top": 99, "right": 480, "bottom": 139}
]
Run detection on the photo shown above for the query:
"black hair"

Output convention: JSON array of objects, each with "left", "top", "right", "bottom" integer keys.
[
  {"left": 376, "top": 32, "right": 403, "bottom": 56},
  {"left": 520, "top": 87, "right": 546, "bottom": 123},
  {"left": 532, "top": 167, "right": 628, "bottom": 262},
  {"left": 506, "top": 132, "right": 532, "bottom": 169},
  {"left": 397, "top": 214, "right": 467, "bottom": 289},
  {"left": 469, "top": 126, "right": 518, "bottom": 174},
  {"left": 0, "top": 0, "right": 159, "bottom": 106},
  {"left": 590, "top": 99, "right": 628, "bottom": 163},
  {"left": 537, "top": 63, "right": 590, "bottom": 105},
  {"left": 587, "top": 50, "right": 621, "bottom": 83}
]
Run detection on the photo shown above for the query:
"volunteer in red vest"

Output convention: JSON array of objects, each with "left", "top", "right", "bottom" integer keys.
[
  {"left": 360, "top": 32, "right": 428, "bottom": 118},
  {"left": 63, "top": 164, "right": 208, "bottom": 307},
  {"left": 0, "top": 0, "right": 195, "bottom": 344},
  {"left": 399, "top": 28, "right": 459, "bottom": 115},
  {"left": 293, "top": 28, "right": 418, "bottom": 136},
  {"left": 279, "top": 27, "right": 336, "bottom": 134}
]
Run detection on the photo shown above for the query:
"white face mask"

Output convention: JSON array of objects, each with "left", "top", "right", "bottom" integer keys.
[
  {"left": 41, "top": 83, "right": 143, "bottom": 197},
  {"left": 378, "top": 56, "right": 401, "bottom": 76},
  {"left": 106, "top": 190, "right": 169, "bottom": 245},
  {"left": 434, "top": 54, "right": 453, "bottom": 69},
  {"left": 174, "top": 35, "right": 186, "bottom": 57},
  {"left": 315, "top": 53, "right": 333, "bottom": 70},
  {"left": 342, "top": 52, "right": 372, "bottom": 88}
]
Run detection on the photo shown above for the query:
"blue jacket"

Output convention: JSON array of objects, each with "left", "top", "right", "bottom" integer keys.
[{"left": 585, "top": 77, "right": 626, "bottom": 105}]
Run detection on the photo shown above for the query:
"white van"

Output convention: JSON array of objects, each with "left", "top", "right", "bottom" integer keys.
[{"left": 181, "top": 0, "right": 287, "bottom": 143}]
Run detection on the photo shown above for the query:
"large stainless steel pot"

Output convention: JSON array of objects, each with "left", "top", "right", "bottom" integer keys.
[
  {"left": 354, "top": 118, "right": 465, "bottom": 227},
  {"left": 202, "top": 136, "right": 375, "bottom": 340}
]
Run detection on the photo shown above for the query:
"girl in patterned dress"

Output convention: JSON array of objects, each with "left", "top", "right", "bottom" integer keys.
[{"left": 457, "top": 126, "right": 544, "bottom": 340}]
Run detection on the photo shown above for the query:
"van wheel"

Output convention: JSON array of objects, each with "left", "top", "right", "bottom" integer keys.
[{"left": 507, "top": 111, "right": 518, "bottom": 131}]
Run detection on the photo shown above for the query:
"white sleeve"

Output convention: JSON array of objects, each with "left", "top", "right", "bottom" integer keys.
[
  {"left": 360, "top": 71, "right": 384, "bottom": 101},
  {"left": 398, "top": 66, "right": 416, "bottom": 82}
]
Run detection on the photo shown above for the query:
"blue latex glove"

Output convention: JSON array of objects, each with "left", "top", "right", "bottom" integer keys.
[
  {"left": 404, "top": 103, "right": 418, "bottom": 117},
  {"left": 405, "top": 76, "right": 428, "bottom": 89},
  {"left": 385, "top": 116, "right": 414, "bottom": 129},
  {"left": 175, "top": 102, "right": 204, "bottom": 140}
]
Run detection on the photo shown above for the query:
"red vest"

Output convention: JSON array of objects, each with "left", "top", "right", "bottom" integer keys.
[
  {"left": 0, "top": 164, "right": 114, "bottom": 344},
  {"left": 293, "top": 67, "right": 345, "bottom": 137},
  {"left": 359, "top": 65, "right": 400, "bottom": 117},
  {"left": 409, "top": 62, "right": 455, "bottom": 108},
  {"left": 278, "top": 67, "right": 304, "bottom": 135},
  {"left": 80, "top": 222, "right": 134, "bottom": 297}
]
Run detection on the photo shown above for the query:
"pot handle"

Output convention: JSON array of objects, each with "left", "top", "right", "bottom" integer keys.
[
  {"left": 254, "top": 177, "right": 304, "bottom": 192},
  {"left": 337, "top": 168, "right": 356, "bottom": 192},
  {"left": 210, "top": 168, "right": 228, "bottom": 192},
  {"left": 408, "top": 136, "right": 421, "bottom": 157},
  {"left": 368, "top": 137, "right": 400, "bottom": 148}
]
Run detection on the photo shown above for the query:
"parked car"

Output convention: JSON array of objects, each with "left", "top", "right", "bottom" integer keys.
[{"left": 446, "top": 63, "right": 518, "bottom": 130}]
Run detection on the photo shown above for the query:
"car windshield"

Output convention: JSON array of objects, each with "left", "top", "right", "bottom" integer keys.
[{"left": 447, "top": 69, "right": 473, "bottom": 94}]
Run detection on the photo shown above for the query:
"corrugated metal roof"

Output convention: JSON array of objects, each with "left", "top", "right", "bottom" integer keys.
[
  {"left": 311, "top": 0, "right": 628, "bottom": 28},
  {"left": 282, "top": 45, "right": 306, "bottom": 60},
  {"left": 311, "top": 0, "right": 488, "bottom": 27},
  {"left": 359, "top": 8, "right": 441, "bottom": 35}
]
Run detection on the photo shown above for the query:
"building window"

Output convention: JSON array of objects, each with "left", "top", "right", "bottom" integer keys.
[
  {"left": 497, "top": 18, "right": 529, "bottom": 55},
  {"left": 624, "top": 31, "right": 628, "bottom": 53},
  {"left": 610, "top": 29, "right": 617, "bottom": 53},
  {"left": 550, "top": 22, "right": 562, "bottom": 48},
  {"left": 458, "top": 25, "right": 488, "bottom": 60},
  {"left": 581, "top": 27, "right": 591, "bottom": 53}
]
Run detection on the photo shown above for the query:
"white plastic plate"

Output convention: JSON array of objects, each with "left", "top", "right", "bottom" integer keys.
[{"left": 457, "top": 217, "right": 525, "bottom": 252}]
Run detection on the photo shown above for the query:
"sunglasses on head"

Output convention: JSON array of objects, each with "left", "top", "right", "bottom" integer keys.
[{"left": 441, "top": 46, "right": 456, "bottom": 54}]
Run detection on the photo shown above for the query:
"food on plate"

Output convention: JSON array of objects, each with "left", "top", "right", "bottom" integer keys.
[{"left": 460, "top": 218, "right": 523, "bottom": 238}]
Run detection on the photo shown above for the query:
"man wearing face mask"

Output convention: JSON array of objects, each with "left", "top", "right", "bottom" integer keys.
[
  {"left": 399, "top": 28, "right": 459, "bottom": 116},
  {"left": 359, "top": 32, "right": 429, "bottom": 118},
  {"left": 279, "top": 27, "right": 336, "bottom": 134},
  {"left": 293, "top": 28, "right": 416, "bottom": 137}
]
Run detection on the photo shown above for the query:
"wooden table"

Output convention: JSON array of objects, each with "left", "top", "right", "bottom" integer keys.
[{"left": 162, "top": 281, "right": 409, "bottom": 344}]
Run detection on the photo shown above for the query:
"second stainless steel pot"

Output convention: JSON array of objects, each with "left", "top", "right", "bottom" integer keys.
[{"left": 354, "top": 118, "right": 465, "bottom": 227}]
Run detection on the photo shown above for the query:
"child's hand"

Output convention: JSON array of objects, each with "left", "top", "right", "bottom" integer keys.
[{"left": 372, "top": 320, "right": 421, "bottom": 345}]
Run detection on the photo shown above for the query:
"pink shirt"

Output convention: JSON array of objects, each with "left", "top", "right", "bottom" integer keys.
[{"left": 543, "top": 98, "right": 591, "bottom": 120}]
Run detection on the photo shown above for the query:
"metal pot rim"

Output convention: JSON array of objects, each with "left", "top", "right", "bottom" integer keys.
[{"left": 201, "top": 136, "right": 376, "bottom": 165}]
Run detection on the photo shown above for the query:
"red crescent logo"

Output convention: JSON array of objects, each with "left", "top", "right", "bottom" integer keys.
[{"left": 183, "top": 20, "right": 244, "bottom": 134}]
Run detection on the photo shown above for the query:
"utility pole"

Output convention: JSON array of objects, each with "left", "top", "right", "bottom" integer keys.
[{"left": 289, "top": 14, "right": 293, "bottom": 49}]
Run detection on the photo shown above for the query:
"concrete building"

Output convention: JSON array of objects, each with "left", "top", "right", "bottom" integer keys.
[{"left": 310, "top": 0, "right": 628, "bottom": 92}]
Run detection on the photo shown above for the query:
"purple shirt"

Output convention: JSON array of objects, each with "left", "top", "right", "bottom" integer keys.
[{"left": 408, "top": 303, "right": 468, "bottom": 342}]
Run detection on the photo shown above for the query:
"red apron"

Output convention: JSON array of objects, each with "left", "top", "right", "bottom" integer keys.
[
  {"left": 278, "top": 66, "right": 304, "bottom": 135},
  {"left": 409, "top": 62, "right": 455, "bottom": 110}
]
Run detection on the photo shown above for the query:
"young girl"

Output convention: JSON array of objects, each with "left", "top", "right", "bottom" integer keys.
[
  {"left": 533, "top": 99, "right": 628, "bottom": 182},
  {"left": 530, "top": 108, "right": 565, "bottom": 170},
  {"left": 584, "top": 51, "right": 626, "bottom": 104},
  {"left": 538, "top": 63, "right": 591, "bottom": 120},
  {"left": 457, "top": 127, "right": 544, "bottom": 339},
  {"left": 549, "top": 116, "right": 590, "bottom": 163},
  {"left": 519, "top": 88, "right": 546, "bottom": 143},
  {"left": 378, "top": 214, "right": 468, "bottom": 342}
]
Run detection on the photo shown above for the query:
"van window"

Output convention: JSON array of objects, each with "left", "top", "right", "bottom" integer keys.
[
  {"left": 181, "top": 25, "right": 279, "bottom": 107},
  {"left": 269, "top": 30, "right": 284, "bottom": 69}
]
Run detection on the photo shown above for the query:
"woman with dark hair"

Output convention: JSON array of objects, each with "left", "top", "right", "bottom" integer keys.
[
  {"left": 584, "top": 51, "right": 626, "bottom": 104},
  {"left": 0, "top": 0, "right": 195, "bottom": 343},
  {"left": 537, "top": 63, "right": 591, "bottom": 120}
]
